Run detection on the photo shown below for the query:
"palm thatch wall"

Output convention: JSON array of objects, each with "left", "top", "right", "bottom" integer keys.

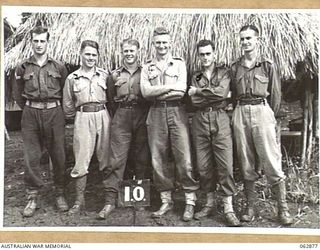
[{"left": 4, "top": 12, "right": 319, "bottom": 81}]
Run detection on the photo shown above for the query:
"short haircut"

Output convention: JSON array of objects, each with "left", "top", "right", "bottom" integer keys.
[
  {"left": 197, "top": 39, "right": 215, "bottom": 52},
  {"left": 121, "top": 38, "right": 140, "bottom": 50},
  {"left": 239, "top": 25, "right": 260, "bottom": 36},
  {"left": 80, "top": 40, "right": 99, "bottom": 53},
  {"left": 30, "top": 26, "right": 50, "bottom": 40},
  {"left": 153, "top": 27, "right": 170, "bottom": 36}
]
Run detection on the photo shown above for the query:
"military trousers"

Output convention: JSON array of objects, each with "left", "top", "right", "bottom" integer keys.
[
  {"left": 71, "top": 109, "right": 111, "bottom": 178},
  {"left": 232, "top": 103, "right": 285, "bottom": 184},
  {"left": 146, "top": 105, "right": 199, "bottom": 192},
  {"left": 102, "top": 106, "right": 151, "bottom": 204},
  {"left": 192, "top": 109, "right": 236, "bottom": 196},
  {"left": 21, "top": 105, "right": 66, "bottom": 192}
]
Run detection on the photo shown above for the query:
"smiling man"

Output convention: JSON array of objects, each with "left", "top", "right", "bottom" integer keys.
[
  {"left": 63, "top": 40, "right": 111, "bottom": 216},
  {"left": 97, "top": 39, "right": 151, "bottom": 219},
  {"left": 188, "top": 40, "right": 240, "bottom": 226},
  {"left": 230, "top": 25, "right": 293, "bottom": 225},
  {"left": 13, "top": 26, "right": 69, "bottom": 217},
  {"left": 141, "top": 27, "right": 199, "bottom": 221}
]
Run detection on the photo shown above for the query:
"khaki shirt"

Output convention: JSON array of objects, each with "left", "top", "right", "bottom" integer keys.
[
  {"left": 109, "top": 64, "right": 144, "bottom": 103},
  {"left": 230, "top": 56, "right": 281, "bottom": 114},
  {"left": 63, "top": 67, "right": 108, "bottom": 118},
  {"left": 13, "top": 56, "right": 68, "bottom": 109},
  {"left": 190, "top": 65, "right": 230, "bottom": 109},
  {"left": 140, "top": 54, "right": 187, "bottom": 101}
]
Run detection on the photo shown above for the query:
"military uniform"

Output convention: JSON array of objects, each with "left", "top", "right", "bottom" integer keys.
[
  {"left": 190, "top": 65, "right": 240, "bottom": 225},
  {"left": 13, "top": 55, "right": 69, "bottom": 216},
  {"left": 230, "top": 56, "right": 293, "bottom": 225},
  {"left": 140, "top": 55, "right": 199, "bottom": 212},
  {"left": 102, "top": 64, "right": 151, "bottom": 206},
  {"left": 14, "top": 56, "right": 68, "bottom": 194},
  {"left": 63, "top": 67, "right": 111, "bottom": 177},
  {"left": 230, "top": 56, "right": 283, "bottom": 183},
  {"left": 190, "top": 65, "right": 236, "bottom": 196}
]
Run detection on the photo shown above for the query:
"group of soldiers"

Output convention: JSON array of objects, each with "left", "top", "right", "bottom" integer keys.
[{"left": 12, "top": 24, "right": 293, "bottom": 227}]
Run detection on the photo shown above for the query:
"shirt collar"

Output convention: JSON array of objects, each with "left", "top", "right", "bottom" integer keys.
[
  {"left": 150, "top": 53, "right": 174, "bottom": 66},
  {"left": 26, "top": 55, "right": 52, "bottom": 66},
  {"left": 118, "top": 61, "right": 142, "bottom": 73},
  {"left": 239, "top": 55, "right": 267, "bottom": 68},
  {"left": 73, "top": 66, "right": 100, "bottom": 78}
]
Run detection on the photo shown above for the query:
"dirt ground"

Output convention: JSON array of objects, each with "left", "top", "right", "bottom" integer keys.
[{"left": 4, "top": 124, "right": 319, "bottom": 229}]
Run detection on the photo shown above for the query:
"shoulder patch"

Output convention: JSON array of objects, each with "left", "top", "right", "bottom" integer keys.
[
  {"left": 195, "top": 72, "right": 203, "bottom": 81},
  {"left": 172, "top": 56, "right": 183, "bottom": 61},
  {"left": 97, "top": 67, "right": 108, "bottom": 75},
  {"left": 145, "top": 59, "right": 153, "bottom": 64},
  {"left": 111, "top": 68, "right": 122, "bottom": 78}
]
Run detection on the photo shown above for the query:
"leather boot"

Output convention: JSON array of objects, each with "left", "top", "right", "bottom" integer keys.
[
  {"left": 183, "top": 192, "right": 196, "bottom": 221},
  {"left": 272, "top": 181, "right": 294, "bottom": 225},
  {"left": 55, "top": 187, "right": 69, "bottom": 212},
  {"left": 97, "top": 204, "right": 115, "bottom": 220},
  {"left": 151, "top": 191, "right": 173, "bottom": 218},
  {"left": 241, "top": 180, "right": 256, "bottom": 222},
  {"left": 194, "top": 192, "right": 215, "bottom": 220},
  {"left": 68, "top": 175, "right": 87, "bottom": 215},
  {"left": 183, "top": 204, "right": 194, "bottom": 222},
  {"left": 222, "top": 196, "right": 241, "bottom": 227},
  {"left": 23, "top": 190, "right": 39, "bottom": 217}
]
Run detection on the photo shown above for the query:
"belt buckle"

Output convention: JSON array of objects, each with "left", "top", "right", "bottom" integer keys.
[
  {"left": 160, "top": 101, "right": 166, "bottom": 107},
  {"left": 43, "top": 102, "right": 47, "bottom": 109}
]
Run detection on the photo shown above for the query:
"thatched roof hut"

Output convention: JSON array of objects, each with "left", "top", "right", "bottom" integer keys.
[{"left": 4, "top": 12, "right": 319, "bottom": 80}]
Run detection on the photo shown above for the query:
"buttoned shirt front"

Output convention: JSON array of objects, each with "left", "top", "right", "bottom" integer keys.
[
  {"left": 230, "top": 56, "right": 281, "bottom": 114},
  {"left": 14, "top": 56, "right": 68, "bottom": 108},
  {"left": 110, "top": 64, "right": 143, "bottom": 103},
  {"left": 140, "top": 54, "right": 187, "bottom": 101},
  {"left": 190, "top": 65, "right": 230, "bottom": 109},
  {"left": 63, "top": 67, "right": 108, "bottom": 118}
]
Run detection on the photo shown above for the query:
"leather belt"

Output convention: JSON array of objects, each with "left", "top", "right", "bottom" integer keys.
[
  {"left": 200, "top": 105, "right": 225, "bottom": 112},
  {"left": 25, "top": 100, "right": 60, "bottom": 109},
  {"left": 119, "top": 102, "right": 140, "bottom": 109},
  {"left": 77, "top": 103, "right": 106, "bottom": 112},
  {"left": 153, "top": 100, "right": 182, "bottom": 108},
  {"left": 237, "top": 98, "right": 265, "bottom": 106}
]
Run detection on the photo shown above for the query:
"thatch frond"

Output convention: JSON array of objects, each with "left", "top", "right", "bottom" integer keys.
[{"left": 4, "top": 12, "right": 319, "bottom": 80}]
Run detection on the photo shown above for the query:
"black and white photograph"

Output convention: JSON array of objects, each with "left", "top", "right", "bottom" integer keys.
[{"left": 2, "top": 6, "right": 319, "bottom": 232}]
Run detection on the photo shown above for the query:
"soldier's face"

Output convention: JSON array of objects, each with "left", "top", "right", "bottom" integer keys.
[
  {"left": 31, "top": 32, "right": 48, "bottom": 56},
  {"left": 240, "top": 29, "right": 259, "bottom": 53},
  {"left": 198, "top": 45, "right": 215, "bottom": 68},
  {"left": 153, "top": 34, "right": 171, "bottom": 56},
  {"left": 122, "top": 43, "right": 139, "bottom": 65},
  {"left": 81, "top": 46, "right": 98, "bottom": 69}
]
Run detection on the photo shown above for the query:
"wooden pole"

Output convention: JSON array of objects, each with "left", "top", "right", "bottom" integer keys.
[
  {"left": 5, "top": 126, "right": 10, "bottom": 140},
  {"left": 306, "top": 91, "right": 314, "bottom": 167},
  {"left": 300, "top": 89, "right": 309, "bottom": 168}
]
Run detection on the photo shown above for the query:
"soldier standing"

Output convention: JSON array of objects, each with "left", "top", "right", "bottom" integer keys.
[
  {"left": 97, "top": 39, "right": 151, "bottom": 219},
  {"left": 141, "top": 27, "right": 199, "bottom": 221},
  {"left": 230, "top": 25, "right": 293, "bottom": 225},
  {"left": 13, "top": 26, "right": 69, "bottom": 217},
  {"left": 63, "top": 40, "right": 111, "bottom": 216},
  {"left": 189, "top": 40, "right": 240, "bottom": 226}
]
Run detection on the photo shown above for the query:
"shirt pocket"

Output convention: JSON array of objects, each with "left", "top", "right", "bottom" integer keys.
[
  {"left": 253, "top": 74, "right": 269, "bottom": 96},
  {"left": 23, "top": 72, "right": 38, "bottom": 93},
  {"left": 115, "top": 78, "right": 129, "bottom": 98},
  {"left": 95, "top": 79, "right": 108, "bottom": 101},
  {"left": 47, "top": 70, "right": 62, "bottom": 89},
  {"left": 164, "top": 68, "right": 178, "bottom": 85},
  {"left": 73, "top": 80, "right": 87, "bottom": 93}
]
